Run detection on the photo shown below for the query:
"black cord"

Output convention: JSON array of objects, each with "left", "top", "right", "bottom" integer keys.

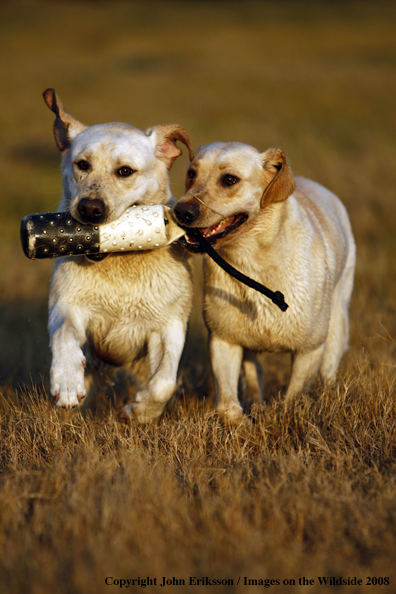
[{"left": 187, "top": 228, "right": 289, "bottom": 312}]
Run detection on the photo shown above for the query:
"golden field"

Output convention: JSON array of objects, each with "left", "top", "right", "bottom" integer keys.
[{"left": 0, "top": 1, "right": 395, "bottom": 592}]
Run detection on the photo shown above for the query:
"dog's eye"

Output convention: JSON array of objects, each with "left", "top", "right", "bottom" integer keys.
[
  {"left": 222, "top": 174, "right": 239, "bottom": 186},
  {"left": 187, "top": 169, "right": 196, "bottom": 180},
  {"left": 77, "top": 160, "right": 90, "bottom": 171},
  {"left": 117, "top": 167, "right": 134, "bottom": 177}
]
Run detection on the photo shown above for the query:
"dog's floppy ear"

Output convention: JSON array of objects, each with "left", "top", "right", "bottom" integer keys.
[
  {"left": 260, "top": 148, "right": 296, "bottom": 208},
  {"left": 148, "top": 125, "right": 194, "bottom": 170},
  {"left": 43, "top": 89, "right": 87, "bottom": 152}
]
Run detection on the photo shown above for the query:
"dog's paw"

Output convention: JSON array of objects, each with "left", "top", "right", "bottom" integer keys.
[
  {"left": 120, "top": 402, "right": 139, "bottom": 424},
  {"left": 216, "top": 401, "right": 244, "bottom": 425},
  {"left": 121, "top": 390, "right": 165, "bottom": 424},
  {"left": 50, "top": 354, "right": 86, "bottom": 409}
]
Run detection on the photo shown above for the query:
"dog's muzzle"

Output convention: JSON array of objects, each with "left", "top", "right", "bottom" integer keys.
[
  {"left": 173, "top": 200, "right": 200, "bottom": 225},
  {"left": 77, "top": 197, "right": 106, "bottom": 223}
]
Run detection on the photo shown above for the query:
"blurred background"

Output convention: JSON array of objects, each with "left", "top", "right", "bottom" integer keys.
[{"left": 0, "top": 0, "right": 395, "bottom": 397}]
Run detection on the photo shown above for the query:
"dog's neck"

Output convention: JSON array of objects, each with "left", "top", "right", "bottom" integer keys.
[{"left": 219, "top": 200, "right": 291, "bottom": 259}]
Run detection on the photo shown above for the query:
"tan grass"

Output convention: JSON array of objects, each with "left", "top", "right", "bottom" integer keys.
[
  {"left": 0, "top": 368, "right": 396, "bottom": 593},
  {"left": 1, "top": 1, "right": 396, "bottom": 591}
]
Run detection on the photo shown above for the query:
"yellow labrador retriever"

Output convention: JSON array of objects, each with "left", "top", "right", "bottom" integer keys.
[
  {"left": 173, "top": 142, "right": 355, "bottom": 422},
  {"left": 44, "top": 89, "right": 193, "bottom": 423}
]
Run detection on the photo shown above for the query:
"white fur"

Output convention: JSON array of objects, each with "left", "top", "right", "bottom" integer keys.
[
  {"left": 174, "top": 142, "right": 356, "bottom": 423},
  {"left": 45, "top": 90, "right": 193, "bottom": 422}
]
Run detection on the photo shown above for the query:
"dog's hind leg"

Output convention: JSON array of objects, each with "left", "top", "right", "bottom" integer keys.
[
  {"left": 320, "top": 301, "right": 349, "bottom": 382},
  {"left": 240, "top": 350, "right": 263, "bottom": 409},
  {"left": 285, "top": 342, "right": 326, "bottom": 401},
  {"left": 320, "top": 260, "right": 354, "bottom": 381},
  {"left": 80, "top": 351, "right": 121, "bottom": 410},
  {"left": 209, "top": 335, "right": 244, "bottom": 423}
]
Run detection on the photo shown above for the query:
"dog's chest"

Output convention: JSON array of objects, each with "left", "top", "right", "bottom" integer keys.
[
  {"left": 85, "top": 269, "right": 168, "bottom": 322},
  {"left": 204, "top": 283, "right": 290, "bottom": 351},
  {"left": 53, "top": 251, "right": 191, "bottom": 333},
  {"left": 203, "top": 258, "right": 324, "bottom": 352}
]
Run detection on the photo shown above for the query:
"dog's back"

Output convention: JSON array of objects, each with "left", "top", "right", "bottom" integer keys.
[{"left": 295, "top": 177, "right": 355, "bottom": 283}]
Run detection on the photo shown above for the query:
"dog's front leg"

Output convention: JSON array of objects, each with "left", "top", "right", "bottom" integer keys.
[
  {"left": 49, "top": 303, "right": 88, "bottom": 409},
  {"left": 209, "top": 335, "right": 244, "bottom": 423},
  {"left": 122, "top": 319, "right": 186, "bottom": 423}
]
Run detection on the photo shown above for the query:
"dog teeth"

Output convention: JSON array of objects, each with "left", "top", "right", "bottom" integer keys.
[{"left": 203, "top": 216, "right": 233, "bottom": 237}]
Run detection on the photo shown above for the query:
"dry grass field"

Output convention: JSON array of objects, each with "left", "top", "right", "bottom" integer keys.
[{"left": 0, "top": 1, "right": 395, "bottom": 592}]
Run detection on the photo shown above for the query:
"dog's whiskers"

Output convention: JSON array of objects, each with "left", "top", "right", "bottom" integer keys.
[{"left": 192, "top": 194, "right": 227, "bottom": 220}]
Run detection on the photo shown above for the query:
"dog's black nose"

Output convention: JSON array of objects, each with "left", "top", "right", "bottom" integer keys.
[
  {"left": 173, "top": 200, "right": 200, "bottom": 225},
  {"left": 77, "top": 198, "right": 106, "bottom": 223}
]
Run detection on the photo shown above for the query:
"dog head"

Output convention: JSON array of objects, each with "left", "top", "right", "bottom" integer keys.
[
  {"left": 43, "top": 89, "right": 193, "bottom": 224},
  {"left": 173, "top": 141, "right": 296, "bottom": 253}
]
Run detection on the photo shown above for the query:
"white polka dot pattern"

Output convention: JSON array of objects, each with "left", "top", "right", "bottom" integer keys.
[{"left": 99, "top": 205, "right": 185, "bottom": 253}]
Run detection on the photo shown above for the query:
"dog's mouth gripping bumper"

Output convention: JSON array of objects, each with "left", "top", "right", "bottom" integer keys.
[
  {"left": 20, "top": 205, "right": 185, "bottom": 260},
  {"left": 20, "top": 205, "right": 288, "bottom": 312}
]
